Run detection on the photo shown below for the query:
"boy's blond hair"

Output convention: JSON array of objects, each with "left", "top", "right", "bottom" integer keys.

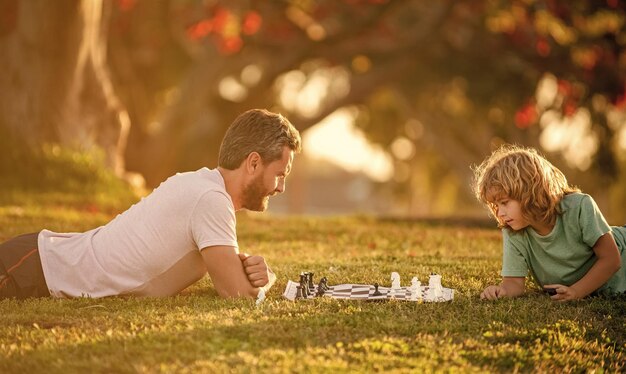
[{"left": 472, "top": 144, "right": 579, "bottom": 228}]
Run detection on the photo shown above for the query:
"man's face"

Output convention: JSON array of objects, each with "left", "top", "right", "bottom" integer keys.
[{"left": 241, "top": 147, "right": 294, "bottom": 212}]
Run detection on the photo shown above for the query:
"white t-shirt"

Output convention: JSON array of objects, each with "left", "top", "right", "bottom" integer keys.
[{"left": 38, "top": 168, "right": 238, "bottom": 298}]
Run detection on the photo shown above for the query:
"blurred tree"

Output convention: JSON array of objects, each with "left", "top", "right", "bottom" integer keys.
[
  {"left": 1, "top": 0, "right": 625, "bottom": 219},
  {"left": 105, "top": 1, "right": 625, "bottom": 181},
  {"left": 0, "top": 0, "right": 129, "bottom": 176}
]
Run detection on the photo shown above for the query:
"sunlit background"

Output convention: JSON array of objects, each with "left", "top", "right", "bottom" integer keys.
[{"left": 1, "top": 0, "right": 625, "bottom": 222}]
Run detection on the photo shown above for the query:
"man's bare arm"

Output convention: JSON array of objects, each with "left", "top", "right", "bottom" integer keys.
[{"left": 201, "top": 245, "right": 259, "bottom": 298}]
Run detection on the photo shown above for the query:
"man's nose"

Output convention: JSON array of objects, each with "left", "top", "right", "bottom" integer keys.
[{"left": 276, "top": 179, "right": 285, "bottom": 194}]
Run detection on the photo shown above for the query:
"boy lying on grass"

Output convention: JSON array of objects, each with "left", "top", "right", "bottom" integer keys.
[
  {"left": 0, "top": 109, "right": 300, "bottom": 300},
  {"left": 473, "top": 145, "right": 625, "bottom": 301}
]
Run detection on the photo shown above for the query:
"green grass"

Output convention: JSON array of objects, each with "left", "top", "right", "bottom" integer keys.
[{"left": 1, "top": 199, "right": 625, "bottom": 373}]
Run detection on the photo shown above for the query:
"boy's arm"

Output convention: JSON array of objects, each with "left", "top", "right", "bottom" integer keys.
[
  {"left": 545, "top": 232, "right": 621, "bottom": 301},
  {"left": 481, "top": 276, "right": 525, "bottom": 300},
  {"left": 201, "top": 246, "right": 271, "bottom": 298}
]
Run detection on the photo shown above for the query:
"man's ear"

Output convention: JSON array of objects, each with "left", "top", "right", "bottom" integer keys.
[{"left": 245, "top": 152, "right": 262, "bottom": 174}]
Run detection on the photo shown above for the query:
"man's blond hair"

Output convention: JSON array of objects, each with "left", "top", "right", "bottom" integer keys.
[
  {"left": 472, "top": 144, "right": 579, "bottom": 228},
  {"left": 218, "top": 109, "right": 301, "bottom": 169}
]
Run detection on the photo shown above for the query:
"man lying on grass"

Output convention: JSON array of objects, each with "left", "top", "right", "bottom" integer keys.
[{"left": 0, "top": 109, "right": 301, "bottom": 300}]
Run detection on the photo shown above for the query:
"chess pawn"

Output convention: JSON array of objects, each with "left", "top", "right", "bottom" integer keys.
[
  {"left": 372, "top": 282, "right": 382, "bottom": 296},
  {"left": 296, "top": 285, "right": 305, "bottom": 299},
  {"left": 409, "top": 277, "right": 421, "bottom": 301}
]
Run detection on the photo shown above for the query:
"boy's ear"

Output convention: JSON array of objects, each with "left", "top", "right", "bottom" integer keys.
[{"left": 245, "top": 152, "right": 262, "bottom": 174}]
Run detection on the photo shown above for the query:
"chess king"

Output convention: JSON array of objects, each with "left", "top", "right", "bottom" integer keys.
[{"left": 0, "top": 109, "right": 301, "bottom": 300}]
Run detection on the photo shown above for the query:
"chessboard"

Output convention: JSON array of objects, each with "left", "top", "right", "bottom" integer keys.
[{"left": 282, "top": 272, "right": 454, "bottom": 302}]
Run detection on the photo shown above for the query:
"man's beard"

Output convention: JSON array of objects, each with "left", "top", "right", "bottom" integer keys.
[{"left": 242, "top": 174, "right": 270, "bottom": 212}]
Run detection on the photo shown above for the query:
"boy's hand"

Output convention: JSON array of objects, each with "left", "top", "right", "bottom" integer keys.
[
  {"left": 238, "top": 253, "right": 272, "bottom": 287},
  {"left": 543, "top": 284, "right": 580, "bottom": 301},
  {"left": 480, "top": 285, "right": 506, "bottom": 300}
]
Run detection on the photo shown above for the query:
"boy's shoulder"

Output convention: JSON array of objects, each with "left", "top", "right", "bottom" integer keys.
[{"left": 560, "top": 192, "right": 592, "bottom": 210}]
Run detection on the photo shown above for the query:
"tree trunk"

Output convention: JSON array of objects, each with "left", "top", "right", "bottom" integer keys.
[{"left": 0, "top": 0, "right": 129, "bottom": 175}]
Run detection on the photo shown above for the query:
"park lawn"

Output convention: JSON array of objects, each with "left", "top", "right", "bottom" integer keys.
[{"left": 1, "top": 198, "right": 625, "bottom": 373}]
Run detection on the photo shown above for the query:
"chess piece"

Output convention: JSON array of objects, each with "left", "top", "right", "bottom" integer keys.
[
  {"left": 296, "top": 285, "right": 305, "bottom": 299},
  {"left": 316, "top": 277, "right": 328, "bottom": 296},
  {"left": 299, "top": 273, "right": 310, "bottom": 297},
  {"left": 409, "top": 277, "right": 421, "bottom": 301},
  {"left": 427, "top": 273, "right": 443, "bottom": 301},
  {"left": 390, "top": 272, "right": 401, "bottom": 298},
  {"left": 372, "top": 282, "right": 382, "bottom": 296},
  {"left": 319, "top": 277, "right": 329, "bottom": 291},
  {"left": 390, "top": 272, "right": 401, "bottom": 289},
  {"left": 256, "top": 288, "right": 266, "bottom": 306},
  {"left": 308, "top": 272, "right": 315, "bottom": 292}
]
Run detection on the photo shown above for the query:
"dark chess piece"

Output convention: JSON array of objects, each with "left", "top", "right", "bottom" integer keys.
[
  {"left": 296, "top": 285, "right": 305, "bottom": 299},
  {"left": 299, "top": 273, "right": 309, "bottom": 298},
  {"left": 319, "top": 277, "right": 329, "bottom": 291},
  {"left": 372, "top": 282, "right": 382, "bottom": 296},
  {"left": 316, "top": 277, "right": 328, "bottom": 296},
  {"left": 308, "top": 272, "right": 315, "bottom": 292}
]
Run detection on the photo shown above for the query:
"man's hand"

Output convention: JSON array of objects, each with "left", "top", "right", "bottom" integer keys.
[
  {"left": 238, "top": 253, "right": 272, "bottom": 287},
  {"left": 480, "top": 285, "right": 507, "bottom": 300},
  {"left": 543, "top": 284, "right": 581, "bottom": 301}
]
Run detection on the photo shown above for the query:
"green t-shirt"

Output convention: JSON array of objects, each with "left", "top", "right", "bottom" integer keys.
[{"left": 501, "top": 193, "right": 626, "bottom": 295}]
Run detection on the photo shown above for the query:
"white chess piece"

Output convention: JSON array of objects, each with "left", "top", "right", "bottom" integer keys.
[
  {"left": 391, "top": 272, "right": 401, "bottom": 289},
  {"left": 427, "top": 274, "right": 443, "bottom": 301},
  {"left": 409, "top": 277, "right": 421, "bottom": 301},
  {"left": 256, "top": 288, "right": 266, "bottom": 306},
  {"left": 389, "top": 272, "right": 401, "bottom": 298}
]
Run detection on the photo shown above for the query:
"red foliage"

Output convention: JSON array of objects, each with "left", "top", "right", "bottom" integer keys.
[
  {"left": 344, "top": 0, "right": 389, "bottom": 4},
  {"left": 219, "top": 36, "right": 243, "bottom": 54},
  {"left": 536, "top": 37, "right": 551, "bottom": 57},
  {"left": 0, "top": 0, "right": 19, "bottom": 37},
  {"left": 615, "top": 85, "right": 626, "bottom": 109},
  {"left": 557, "top": 79, "right": 572, "bottom": 96},
  {"left": 515, "top": 101, "right": 538, "bottom": 128},
  {"left": 242, "top": 11, "right": 262, "bottom": 35},
  {"left": 212, "top": 6, "right": 230, "bottom": 35},
  {"left": 563, "top": 101, "right": 577, "bottom": 116},
  {"left": 186, "top": 19, "right": 213, "bottom": 40},
  {"left": 116, "top": 0, "right": 137, "bottom": 12}
]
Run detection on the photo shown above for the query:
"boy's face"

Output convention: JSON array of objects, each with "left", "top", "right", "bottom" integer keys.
[{"left": 487, "top": 189, "right": 530, "bottom": 231}]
